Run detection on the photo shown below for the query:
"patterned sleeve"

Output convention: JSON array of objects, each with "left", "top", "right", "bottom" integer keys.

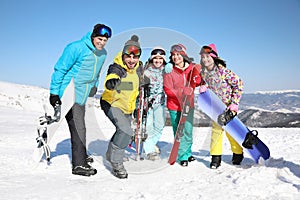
[{"left": 224, "top": 68, "right": 244, "bottom": 105}]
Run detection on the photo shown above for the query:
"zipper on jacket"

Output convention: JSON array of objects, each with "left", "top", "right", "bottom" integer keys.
[
  {"left": 91, "top": 54, "right": 98, "bottom": 80},
  {"left": 80, "top": 54, "right": 98, "bottom": 105}
]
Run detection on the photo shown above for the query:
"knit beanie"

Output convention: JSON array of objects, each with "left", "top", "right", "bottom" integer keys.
[
  {"left": 150, "top": 46, "right": 166, "bottom": 62},
  {"left": 200, "top": 43, "right": 218, "bottom": 58},
  {"left": 124, "top": 35, "right": 141, "bottom": 49},
  {"left": 122, "top": 35, "right": 141, "bottom": 56},
  {"left": 91, "top": 24, "right": 112, "bottom": 38}
]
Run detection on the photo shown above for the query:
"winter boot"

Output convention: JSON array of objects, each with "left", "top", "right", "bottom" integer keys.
[
  {"left": 146, "top": 152, "right": 159, "bottom": 161},
  {"left": 154, "top": 145, "right": 161, "bottom": 154},
  {"left": 111, "top": 162, "right": 128, "bottom": 179},
  {"left": 210, "top": 155, "right": 221, "bottom": 169},
  {"left": 188, "top": 156, "right": 195, "bottom": 162},
  {"left": 180, "top": 160, "right": 188, "bottom": 167},
  {"left": 232, "top": 153, "right": 244, "bottom": 165},
  {"left": 72, "top": 164, "right": 97, "bottom": 176},
  {"left": 86, "top": 155, "right": 94, "bottom": 163}
]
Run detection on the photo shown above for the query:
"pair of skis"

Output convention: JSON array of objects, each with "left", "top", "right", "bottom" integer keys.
[{"left": 131, "top": 77, "right": 153, "bottom": 160}]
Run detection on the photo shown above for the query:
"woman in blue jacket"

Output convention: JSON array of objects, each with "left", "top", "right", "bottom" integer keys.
[{"left": 49, "top": 24, "right": 111, "bottom": 176}]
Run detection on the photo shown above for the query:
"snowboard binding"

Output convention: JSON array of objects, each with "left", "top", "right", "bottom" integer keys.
[
  {"left": 36, "top": 105, "right": 62, "bottom": 162},
  {"left": 36, "top": 126, "right": 51, "bottom": 162},
  {"left": 242, "top": 130, "right": 259, "bottom": 149},
  {"left": 217, "top": 109, "right": 237, "bottom": 126}
]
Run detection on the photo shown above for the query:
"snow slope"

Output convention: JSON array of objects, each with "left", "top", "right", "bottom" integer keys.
[{"left": 0, "top": 82, "right": 300, "bottom": 200}]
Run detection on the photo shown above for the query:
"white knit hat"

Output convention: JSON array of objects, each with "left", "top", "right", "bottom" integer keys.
[{"left": 150, "top": 46, "right": 166, "bottom": 62}]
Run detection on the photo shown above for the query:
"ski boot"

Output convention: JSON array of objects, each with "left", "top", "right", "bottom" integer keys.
[
  {"left": 111, "top": 162, "right": 128, "bottom": 179},
  {"left": 72, "top": 164, "right": 97, "bottom": 176},
  {"left": 232, "top": 153, "right": 244, "bottom": 165},
  {"left": 210, "top": 155, "right": 221, "bottom": 169}
]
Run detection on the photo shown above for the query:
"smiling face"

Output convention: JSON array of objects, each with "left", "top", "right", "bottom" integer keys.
[
  {"left": 92, "top": 36, "right": 108, "bottom": 50},
  {"left": 123, "top": 54, "right": 139, "bottom": 69},
  {"left": 171, "top": 52, "right": 184, "bottom": 67},
  {"left": 201, "top": 53, "right": 215, "bottom": 71},
  {"left": 152, "top": 57, "right": 164, "bottom": 68}
]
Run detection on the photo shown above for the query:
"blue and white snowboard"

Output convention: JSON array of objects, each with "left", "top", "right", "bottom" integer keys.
[
  {"left": 197, "top": 89, "right": 270, "bottom": 163},
  {"left": 32, "top": 79, "right": 75, "bottom": 164}
]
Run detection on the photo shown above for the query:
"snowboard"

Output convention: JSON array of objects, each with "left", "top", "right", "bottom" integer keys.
[
  {"left": 32, "top": 79, "right": 75, "bottom": 164},
  {"left": 197, "top": 89, "right": 270, "bottom": 163}
]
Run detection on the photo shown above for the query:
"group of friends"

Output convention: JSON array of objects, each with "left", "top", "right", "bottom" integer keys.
[{"left": 49, "top": 23, "right": 244, "bottom": 179}]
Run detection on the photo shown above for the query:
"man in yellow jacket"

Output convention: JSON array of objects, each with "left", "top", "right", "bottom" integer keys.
[{"left": 100, "top": 35, "right": 143, "bottom": 179}]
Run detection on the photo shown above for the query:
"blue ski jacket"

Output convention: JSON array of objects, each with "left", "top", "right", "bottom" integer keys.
[{"left": 50, "top": 31, "right": 107, "bottom": 105}]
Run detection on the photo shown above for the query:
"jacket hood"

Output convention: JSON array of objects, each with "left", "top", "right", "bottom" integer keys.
[{"left": 81, "top": 31, "right": 95, "bottom": 51}]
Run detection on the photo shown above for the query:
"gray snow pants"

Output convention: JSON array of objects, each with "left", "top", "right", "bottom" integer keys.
[
  {"left": 100, "top": 100, "right": 133, "bottom": 164},
  {"left": 65, "top": 103, "right": 87, "bottom": 167}
]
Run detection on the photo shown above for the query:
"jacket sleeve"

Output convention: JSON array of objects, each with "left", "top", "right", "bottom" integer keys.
[
  {"left": 163, "top": 72, "right": 176, "bottom": 98},
  {"left": 104, "top": 63, "right": 126, "bottom": 89},
  {"left": 190, "top": 64, "right": 202, "bottom": 89},
  {"left": 224, "top": 68, "right": 244, "bottom": 105},
  {"left": 50, "top": 44, "right": 79, "bottom": 95}
]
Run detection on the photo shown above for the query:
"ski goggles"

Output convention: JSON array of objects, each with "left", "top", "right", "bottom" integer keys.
[
  {"left": 151, "top": 49, "right": 166, "bottom": 56},
  {"left": 171, "top": 44, "right": 185, "bottom": 52},
  {"left": 97, "top": 26, "right": 112, "bottom": 38},
  {"left": 122, "top": 45, "right": 141, "bottom": 57},
  {"left": 200, "top": 46, "right": 218, "bottom": 57}
]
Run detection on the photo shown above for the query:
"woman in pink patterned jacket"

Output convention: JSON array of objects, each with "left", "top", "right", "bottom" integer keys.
[{"left": 199, "top": 43, "right": 244, "bottom": 169}]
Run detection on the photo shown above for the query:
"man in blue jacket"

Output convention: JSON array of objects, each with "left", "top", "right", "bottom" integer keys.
[{"left": 49, "top": 24, "right": 112, "bottom": 176}]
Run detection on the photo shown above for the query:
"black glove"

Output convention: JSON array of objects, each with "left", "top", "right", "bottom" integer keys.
[
  {"left": 140, "top": 75, "right": 150, "bottom": 88},
  {"left": 89, "top": 86, "right": 97, "bottom": 97},
  {"left": 148, "top": 98, "right": 155, "bottom": 109},
  {"left": 106, "top": 78, "right": 120, "bottom": 90},
  {"left": 133, "top": 109, "right": 138, "bottom": 119},
  {"left": 49, "top": 94, "right": 62, "bottom": 108}
]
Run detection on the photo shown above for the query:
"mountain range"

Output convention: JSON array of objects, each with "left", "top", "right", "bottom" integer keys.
[
  {"left": 192, "top": 90, "right": 300, "bottom": 128},
  {"left": 0, "top": 81, "right": 299, "bottom": 128}
]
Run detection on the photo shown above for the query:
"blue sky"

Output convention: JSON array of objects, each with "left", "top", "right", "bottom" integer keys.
[{"left": 0, "top": 0, "right": 299, "bottom": 92}]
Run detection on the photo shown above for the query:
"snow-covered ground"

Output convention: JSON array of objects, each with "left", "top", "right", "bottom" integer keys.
[{"left": 0, "top": 82, "right": 300, "bottom": 200}]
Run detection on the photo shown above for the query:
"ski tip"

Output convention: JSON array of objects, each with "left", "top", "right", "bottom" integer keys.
[{"left": 168, "top": 161, "right": 175, "bottom": 165}]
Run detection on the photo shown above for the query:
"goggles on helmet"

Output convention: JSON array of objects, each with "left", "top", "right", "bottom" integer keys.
[
  {"left": 151, "top": 49, "right": 166, "bottom": 56},
  {"left": 201, "top": 46, "right": 218, "bottom": 57},
  {"left": 170, "top": 45, "right": 185, "bottom": 54},
  {"left": 123, "top": 45, "right": 141, "bottom": 57}
]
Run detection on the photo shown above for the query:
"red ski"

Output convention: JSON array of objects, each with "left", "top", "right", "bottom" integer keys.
[
  {"left": 168, "top": 96, "right": 191, "bottom": 165},
  {"left": 168, "top": 64, "right": 200, "bottom": 165}
]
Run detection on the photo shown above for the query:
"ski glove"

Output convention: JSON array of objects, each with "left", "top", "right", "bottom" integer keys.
[
  {"left": 49, "top": 94, "right": 62, "bottom": 108},
  {"left": 228, "top": 103, "right": 239, "bottom": 113},
  {"left": 89, "top": 86, "right": 97, "bottom": 97},
  {"left": 183, "top": 87, "right": 194, "bottom": 96},
  {"left": 106, "top": 78, "right": 120, "bottom": 90},
  {"left": 164, "top": 63, "right": 173, "bottom": 74},
  {"left": 141, "top": 75, "right": 150, "bottom": 86},
  {"left": 199, "top": 85, "right": 208, "bottom": 93}
]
